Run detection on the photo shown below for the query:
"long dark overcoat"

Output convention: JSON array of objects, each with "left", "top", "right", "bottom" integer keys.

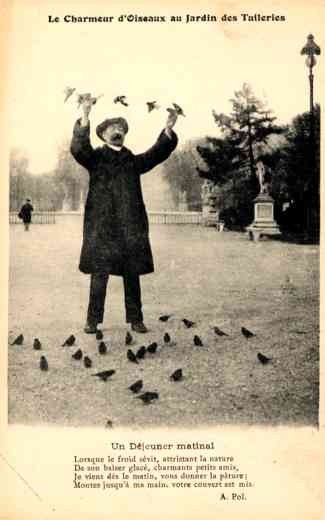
[
  {"left": 70, "top": 119, "right": 178, "bottom": 275},
  {"left": 19, "top": 203, "right": 34, "bottom": 223}
]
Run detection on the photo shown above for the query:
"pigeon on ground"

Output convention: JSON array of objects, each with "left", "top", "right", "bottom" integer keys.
[
  {"left": 62, "top": 334, "right": 76, "bottom": 347},
  {"left": 96, "top": 329, "right": 104, "bottom": 340},
  {"left": 128, "top": 379, "right": 143, "bottom": 393},
  {"left": 105, "top": 419, "right": 113, "bottom": 428},
  {"left": 146, "top": 101, "right": 159, "bottom": 112},
  {"left": 159, "top": 314, "right": 172, "bottom": 322},
  {"left": 147, "top": 342, "right": 158, "bottom": 354},
  {"left": 182, "top": 318, "right": 195, "bottom": 328},
  {"left": 40, "top": 356, "right": 48, "bottom": 371},
  {"left": 136, "top": 392, "right": 159, "bottom": 404},
  {"left": 92, "top": 370, "right": 115, "bottom": 381},
  {"left": 98, "top": 341, "right": 108, "bottom": 355},
  {"left": 11, "top": 334, "right": 24, "bottom": 345},
  {"left": 72, "top": 349, "right": 83, "bottom": 360},
  {"left": 213, "top": 326, "right": 228, "bottom": 337},
  {"left": 114, "top": 95, "right": 128, "bottom": 106},
  {"left": 64, "top": 86, "right": 76, "bottom": 102},
  {"left": 33, "top": 338, "right": 42, "bottom": 350},
  {"left": 193, "top": 335, "right": 203, "bottom": 346},
  {"left": 170, "top": 369, "right": 183, "bottom": 381},
  {"left": 257, "top": 352, "right": 271, "bottom": 365},
  {"left": 136, "top": 346, "right": 146, "bottom": 360},
  {"left": 125, "top": 331, "right": 133, "bottom": 345},
  {"left": 127, "top": 349, "right": 138, "bottom": 364},
  {"left": 84, "top": 356, "right": 92, "bottom": 368},
  {"left": 164, "top": 333, "right": 171, "bottom": 344},
  {"left": 241, "top": 327, "right": 255, "bottom": 339}
]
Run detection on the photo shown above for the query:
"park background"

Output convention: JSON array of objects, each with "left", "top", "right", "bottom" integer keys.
[{"left": 1, "top": 0, "right": 325, "bottom": 519}]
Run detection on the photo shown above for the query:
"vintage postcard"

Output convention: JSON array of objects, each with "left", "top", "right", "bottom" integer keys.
[{"left": 0, "top": 0, "right": 324, "bottom": 518}]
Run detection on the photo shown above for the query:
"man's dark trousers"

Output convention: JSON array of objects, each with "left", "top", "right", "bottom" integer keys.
[{"left": 87, "top": 272, "right": 143, "bottom": 325}]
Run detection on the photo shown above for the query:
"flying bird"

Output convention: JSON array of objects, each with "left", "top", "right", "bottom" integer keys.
[
  {"left": 11, "top": 334, "right": 24, "bottom": 345},
  {"left": 170, "top": 369, "right": 183, "bottom": 381},
  {"left": 96, "top": 329, "right": 104, "bottom": 340},
  {"left": 136, "top": 346, "right": 146, "bottom": 360},
  {"left": 159, "top": 314, "right": 172, "bottom": 322},
  {"left": 125, "top": 331, "right": 133, "bottom": 345},
  {"left": 241, "top": 327, "right": 255, "bottom": 339},
  {"left": 163, "top": 332, "right": 171, "bottom": 344},
  {"left": 127, "top": 349, "right": 138, "bottom": 364},
  {"left": 33, "top": 338, "right": 42, "bottom": 350},
  {"left": 84, "top": 356, "right": 92, "bottom": 368},
  {"left": 167, "top": 102, "right": 186, "bottom": 117},
  {"left": 40, "top": 356, "right": 48, "bottom": 371},
  {"left": 213, "top": 326, "right": 228, "bottom": 337},
  {"left": 193, "top": 335, "right": 203, "bottom": 346},
  {"left": 128, "top": 379, "right": 143, "bottom": 393},
  {"left": 72, "top": 349, "right": 83, "bottom": 360},
  {"left": 64, "top": 86, "right": 76, "bottom": 102},
  {"left": 114, "top": 95, "right": 128, "bottom": 106},
  {"left": 147, "top": 342, "right": 158, "bottom": 354},
  {"left": 92, "top": 369, "right": 115, "bottom": 381},
  {"left": 182, "top": 318, "right": 195, "bottom": 328},
  {"left": 98, "top": 341, "right": 108, "bottom": 355},
  {"left": 146, "top": 101, "right": 159, "bottom": 112},
  {"left": 257, "top": 352, "right": 271, "bottom": 365},
  {"left": 62, "top": 334, "right": 76, "bottom": 347},
  {"left": 136, "top": 391, "right": 159, "bottom": 404},
  {"left": 77, "top": 93, "right": 102, "bottom": 109}
]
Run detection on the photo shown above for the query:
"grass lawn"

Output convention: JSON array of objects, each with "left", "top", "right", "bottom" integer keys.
[{"left": 8, "top": 218, "right": 319, "bottom": 428}]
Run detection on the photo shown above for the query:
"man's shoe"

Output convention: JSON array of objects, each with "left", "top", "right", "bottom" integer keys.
[
  {"left": 84, "top": 321, "right": 98, "bottom": 334},
  {"left": 131, "top": 322, "right": 148, "bottom": 334}
]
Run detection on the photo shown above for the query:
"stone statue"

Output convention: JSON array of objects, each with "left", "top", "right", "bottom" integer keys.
[{"left": 256, "top": 160, "right": 270, "bottom": 195}]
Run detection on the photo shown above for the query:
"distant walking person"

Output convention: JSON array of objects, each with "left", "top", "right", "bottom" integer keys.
[{"left": 18, "top": 199, "right": 34, "bottom": 231}]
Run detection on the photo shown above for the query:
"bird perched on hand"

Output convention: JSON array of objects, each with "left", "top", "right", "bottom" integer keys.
[
  {"left": 125, "top": 331, "right": 133, "bottom": 345},
  {"left": 136, "top": 391, "right": 159, "bottom": 404},
  {"left": 136, "top": 346, "right": 146, "bottom": 360},
  {"left": 257, "top": 352, "right": 271, "bottom": 365},
  {"left": 193, "top": 335, "right": 203, "bottom": 346},
  {"left": 163, "top": 333, "right": 171, "bottom": 344},
  {"left": 159, "top": 314, "right": 172, "bottom": 322},
  {"left": 213, "top": 326, "right": 228, "bottom": 337},
  {"left": 128, "top": 379, "right": 143, "bottom": 393},
  {"left": 11, "top": 334, "right": 24, "bottom": 345},
  {"left": 98, "top": 341, "right": 108, "bottom": 355},
  {"left": 127, "top": 349, "right": 138, "bottom": 364},
  {"left": 92, "top": 369, "right": 115, "bottom": 381},
  {"left": 167, "top": 102, "right": 185, "bottom": 117},
  {"left": 182, "top": 318, "right": 195, "bottom": 328},
  {"left": 77, "top": 93, "right": 102, "bottom": 109},
  {"left": 64, "top": 86, "right": 76, "bottom": 102},
  {"left": 241, "top": 327, "right": 255, "bottom": 339},
  {"left": 84, "top": 356, "right": 92, "bottom": 368},
  {"left": 170, "top": 368, "right": 183, "bottom": 381},
  {"left": 96, "top": 329, "right": 104, "bottom": 340},
  {"left": 72, "top": 349, "right": 83, "bottom": 360},
  {"left": 147, "top": 342, "right": 158, "bottom": 354},
  {"left": 114, "top": 95, "right": 128, "bottom": 106},
  {"left": 146, "top": 101, "right": 159, "bottom": 112},
  {"left": 33, "top": 338, "right": 42, "bottom": 350},
  {"left": 62, "top": 334, "right": 76, "bottom": 347},
  {"left": 40, "top": 356, "right": 48, "bottom": 371}
]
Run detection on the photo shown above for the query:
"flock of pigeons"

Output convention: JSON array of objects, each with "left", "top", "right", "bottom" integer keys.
[
  {"left": 10, "top": 316, "right": 271, "bottom": 412},
  {"left": 63, "top": 87, "right": 186, "bottom": 117}
]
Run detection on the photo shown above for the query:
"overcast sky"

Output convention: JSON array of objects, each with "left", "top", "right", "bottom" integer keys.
[{"left": 5, "top": 0, "right": 325, "bottom": 174}]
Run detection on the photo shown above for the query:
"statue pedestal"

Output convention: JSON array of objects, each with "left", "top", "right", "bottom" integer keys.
[{"left": 246, "top": 194, "right": 281, "bottom": 241}]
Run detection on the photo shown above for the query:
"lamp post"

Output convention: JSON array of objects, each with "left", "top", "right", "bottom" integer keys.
[{"left": 300, "top": 34, "right": 321, "bottom": 238}]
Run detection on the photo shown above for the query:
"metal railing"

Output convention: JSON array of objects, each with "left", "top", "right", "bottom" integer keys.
[
  {"left": 9, "top": 211, "right": 56, "bottom": 224},
  {"left": 148, "top": 211, "right": 202, "bottom": 224}
]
